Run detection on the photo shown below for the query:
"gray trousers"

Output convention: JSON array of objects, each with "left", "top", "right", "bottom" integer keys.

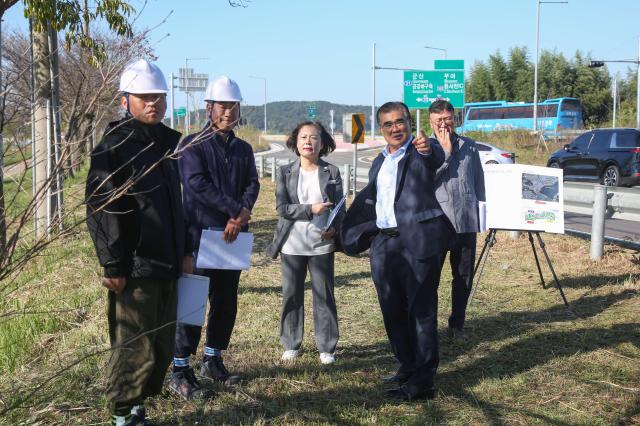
[{"left": 280, "top": 252, "right": 339, "bottom": 354}]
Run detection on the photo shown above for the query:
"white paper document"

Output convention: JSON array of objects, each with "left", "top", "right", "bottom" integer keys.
[
  {"left": 177, "top": 273, "right": 210, "bottom": 326},
  {"left": 196, "top": 230, "right": 254, "bottom": 270},
  {"left": 324, "top": 194, "right": 348, "bottom": 231}
]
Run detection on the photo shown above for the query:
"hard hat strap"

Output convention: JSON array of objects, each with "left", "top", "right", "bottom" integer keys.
[{"left": 123, "top": 93, "right": 133, "bottom": 119}]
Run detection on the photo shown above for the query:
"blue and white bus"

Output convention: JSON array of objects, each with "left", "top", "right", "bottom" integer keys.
[{"left": 457, "top": 98, "right": 583, "bottom": 135}]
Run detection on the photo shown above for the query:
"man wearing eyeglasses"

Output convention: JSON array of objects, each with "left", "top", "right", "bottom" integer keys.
[
  {"left": 429, "top": 99, "right": 485, "bottom": 342},
  {"left": 341, "top": 101, "right": 453, "bottom": 401}
]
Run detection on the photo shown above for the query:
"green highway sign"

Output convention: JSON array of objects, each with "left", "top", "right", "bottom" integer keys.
[
  {"left": 174, "top": 107, "right": 186, "bottom": 118},
  {"left": 307, "top": 104, "right": 317, "bottom": 120},
  {"left": 403, "top": 70, "right": 465, "bottom": 109},
  {"left": 434, "top": 59, "right": 464, "bottom": 70}
]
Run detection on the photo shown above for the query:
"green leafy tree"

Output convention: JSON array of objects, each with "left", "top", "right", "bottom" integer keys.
[
  {"left": 466, "top": 61, "right": 494, "bottom": 102},
  {"left": 488, "top": 51, "right": 511, "bottom": 100},
  {"left": 508, "top": 46, "right": 533, "bottom": 101}
]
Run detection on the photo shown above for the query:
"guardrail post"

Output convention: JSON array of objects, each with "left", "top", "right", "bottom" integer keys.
[
  {"left": 270, "top": 157, "right": 276, "bottom": 182},
  {"left": 590, "top": 185, "right": 607, "bottom": 260},
  {"left": 343, "top": 164, "right": 351, "bottom": 197},
  {"left": 258, "top": 156, "right": 265, "bottom": 178}
]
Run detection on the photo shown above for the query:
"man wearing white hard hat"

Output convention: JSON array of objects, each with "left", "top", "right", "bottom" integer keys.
[
  {"left": 85, "top": 59, "right": 196, "bottom": 425},
  {"left": 168, "top": 76, "right": 260, "bottom": 399}
]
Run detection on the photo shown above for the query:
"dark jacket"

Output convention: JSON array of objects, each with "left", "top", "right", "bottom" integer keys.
[
  {"left": 177, "top": 127, "right": 260, "bottom": 248},
  {"left": 266, "top": 159, "right": 346, "bottom": 259},
  {"left": 340, "top": 141, "right": 454, "bottom": 259},
  {"left": 85, "top": 118, "right": 193, "bottom": 279}
]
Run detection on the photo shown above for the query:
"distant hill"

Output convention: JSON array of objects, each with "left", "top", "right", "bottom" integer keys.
[{"left": 241, "top": 101, "right": 372, "bottom": 134}]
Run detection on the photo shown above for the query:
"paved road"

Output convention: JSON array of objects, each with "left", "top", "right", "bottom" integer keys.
[{"left": 261, "top": 139, "right": 639, "bottom": 248}]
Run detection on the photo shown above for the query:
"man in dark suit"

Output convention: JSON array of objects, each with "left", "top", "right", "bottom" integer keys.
[{"left": 341, "top": 101, "right": 452, "bottom": 401}]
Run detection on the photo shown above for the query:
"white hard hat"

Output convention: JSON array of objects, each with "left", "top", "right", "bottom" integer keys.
[
  {"left": 204, "top": 75, "right": 242, "bottom": 102},
  {"left": 119, "top": 59, "right": 168, "bottom": 94}
]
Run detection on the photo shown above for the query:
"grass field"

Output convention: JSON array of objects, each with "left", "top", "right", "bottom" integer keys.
[{"left": 0, "top": 175, "right": 639, "bottom": 425}]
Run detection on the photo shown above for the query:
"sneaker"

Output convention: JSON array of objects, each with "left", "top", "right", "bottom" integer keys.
[
  {"left": 319, "top": 352, "right": 335, "bottom": 364},
  {"left": 200, "top": 355, "right": 241, "bottom": 385},
  {"left": 281, "top": 349, "right": 299, "bottom": 361},
  {"left": 111, "top": 413, "right": 137, "bottom": 426},
  {"left": 168, "top": 367, "right": 213, "bottom": 400},
  {"left": 130, "top": 405, "right": 157, "bottom": 426}
]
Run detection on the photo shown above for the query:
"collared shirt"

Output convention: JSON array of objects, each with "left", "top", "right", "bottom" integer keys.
[{"left": 375, "top": 137, "right": 412, "bottom": 229}]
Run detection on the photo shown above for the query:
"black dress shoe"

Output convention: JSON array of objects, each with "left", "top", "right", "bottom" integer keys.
[
  {"left": 381, "top": 371, "right": 412, "bottom": 384},
  {"left": 385, "top": 383, "right": 436, "bottom": 401}
]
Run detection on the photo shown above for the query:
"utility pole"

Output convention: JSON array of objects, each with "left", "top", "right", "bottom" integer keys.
[
  {"left": 47, "top": 16, "right": 63, "bottom": 230},
  {"left": 612, "top": 77, "right": 617, "bottom": 128},
  {"left": 32, "top": 22, "right": 51, "bottom": 237}
]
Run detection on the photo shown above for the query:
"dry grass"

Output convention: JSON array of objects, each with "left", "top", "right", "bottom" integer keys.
[{"left": 0, "top": 179, "right": 638, "bottom": 425}]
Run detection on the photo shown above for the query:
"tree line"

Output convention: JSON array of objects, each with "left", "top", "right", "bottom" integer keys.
[{"left": 465, "top": 46, "right": 638, "bottom": 127}]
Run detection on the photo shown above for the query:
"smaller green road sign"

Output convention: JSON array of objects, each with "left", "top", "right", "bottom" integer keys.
[
  {"left": 403, "top": 70, "right": 465, "bottom": 109},
  {"left": 307, "top": 104, "right": 317, "bottom": 120},
  {"left": 434, "top": 59, "right": 464, "bottom": 70},
  {"left": 174, "top": 107, "right": 186, "bottom": 118}
]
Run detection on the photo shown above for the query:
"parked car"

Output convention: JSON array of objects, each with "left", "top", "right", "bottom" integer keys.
[
  {"left": 476, "top": 141, "right": 516, "bottom": 165},
  {"left": 547, "top": 128, "right": 640, "bottom": 187}
]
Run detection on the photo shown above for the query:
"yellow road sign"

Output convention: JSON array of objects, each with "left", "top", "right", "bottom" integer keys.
[{"left": 351, "top": 113, "right": 364, "bottom": 144}]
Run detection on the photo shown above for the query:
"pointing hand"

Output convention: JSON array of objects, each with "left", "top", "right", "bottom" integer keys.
[{"left": 413, "top": 130, "right": 432, "bottom": 154}]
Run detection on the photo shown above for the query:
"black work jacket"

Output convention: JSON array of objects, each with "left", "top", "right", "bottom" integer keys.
[{"left": 85, "top": 118, "right": 193, "bottom": 279}]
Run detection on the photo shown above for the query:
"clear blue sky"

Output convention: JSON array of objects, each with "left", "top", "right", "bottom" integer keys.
[{"left": 5, "top": 0, "right": 640, "bottom": 110}]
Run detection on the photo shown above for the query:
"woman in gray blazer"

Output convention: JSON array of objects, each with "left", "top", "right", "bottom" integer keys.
[{"left": 266, "top": 121, "right": 345, "bottom": 365}]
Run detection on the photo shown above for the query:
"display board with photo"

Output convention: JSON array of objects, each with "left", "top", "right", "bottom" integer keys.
[{"left": 482, "top": 164, "right": 564, "bottom": 233}]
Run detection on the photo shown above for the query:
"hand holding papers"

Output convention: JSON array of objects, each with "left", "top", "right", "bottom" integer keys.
[
  {"left": 196, "top": 230, "right": 254, "bottom": 270},
  {"left": 324, "top": 194, "right": 347, "bottom": 231}
]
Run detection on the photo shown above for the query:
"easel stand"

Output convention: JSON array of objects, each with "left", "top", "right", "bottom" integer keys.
[{"left": 469, "top": 229, "right": 570, "bottom": 308}]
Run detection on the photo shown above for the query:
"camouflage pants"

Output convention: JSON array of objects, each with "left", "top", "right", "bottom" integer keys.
[{"left": 105, "top": 277, "right": 176, "bottom": 412}]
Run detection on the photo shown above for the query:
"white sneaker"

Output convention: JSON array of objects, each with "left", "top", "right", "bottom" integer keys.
[
  {"left": 319, "top": 352, "right": 335, "bottom": 364},
  {"left": 281, "top": 349, "right": 299, "bottom": 361}
]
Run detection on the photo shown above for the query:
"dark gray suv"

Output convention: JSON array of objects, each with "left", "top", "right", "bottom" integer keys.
[{"left": 547, "top": 128, "right": 640, "bottom": 187}]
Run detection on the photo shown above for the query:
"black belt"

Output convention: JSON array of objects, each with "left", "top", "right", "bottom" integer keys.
[{"left": 379, "top": 227, "right": 399, "bottom": 237}]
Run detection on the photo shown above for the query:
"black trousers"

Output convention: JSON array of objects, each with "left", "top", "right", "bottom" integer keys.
[
  {"left": 370, "top": 233, "right": 440, "bottom": 389},
  {"left": 106, "top": 277, "right": 176, "bottom": 413},
  {"left": 174, "top": 268, "right": 241, "bottom": 357},
  {"left": 439, "top": 232, "right": 477, "bottom": 330}
]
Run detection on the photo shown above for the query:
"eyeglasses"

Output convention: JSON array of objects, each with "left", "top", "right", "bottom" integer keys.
[
  {"left": 381, "top": 118, "right": 407, "bottom": 131},
  {"left": 431, "top": 116, "right": 454, "bottom": 125}
]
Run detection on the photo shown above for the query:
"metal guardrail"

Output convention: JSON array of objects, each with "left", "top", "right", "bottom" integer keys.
[
  {"left": 258, "top": 156, "right": 639, "bottom": 255},
  {"left": 259, "top": 158, "right": 640, "bottom": 224},
  {"left": 564, "top": 182, "right": 640, "bottom": 222}
]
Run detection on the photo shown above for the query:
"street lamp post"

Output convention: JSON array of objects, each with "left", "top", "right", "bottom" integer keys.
[
  {"left": 589, "top": 37, "right": 640, "bottom": 128},
  {"left": 249, "top": 75, "right": 267, "bottom": 134},
  {"left": 424, "top": 45, "right": 447, "bottom": 59},
  {"left": 534, "top": 1, "right": 568, "bottom": 133}
]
